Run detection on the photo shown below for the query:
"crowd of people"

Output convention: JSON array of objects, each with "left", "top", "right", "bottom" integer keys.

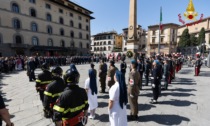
[{"left": 0, "top": 52, "right": 204, "bottom": 126}]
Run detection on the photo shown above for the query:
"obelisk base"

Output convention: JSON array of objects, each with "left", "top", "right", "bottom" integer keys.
[{"left": 125, "top": 42, "right": 139, "bottom": 63}]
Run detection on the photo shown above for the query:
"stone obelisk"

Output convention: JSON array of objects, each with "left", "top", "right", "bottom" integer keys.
[{"left": 127, "top": 0, "right": 138, "bottom": 54}]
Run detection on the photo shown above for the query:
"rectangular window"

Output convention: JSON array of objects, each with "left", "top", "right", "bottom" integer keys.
[
  {"left": 59, "top": 9, "right": 63, "bottom": 13},
  {"left": 86, "top": 19, "right": 89, "bottom": 23},
  {"left": 161, "top": 37, "right": 164, "bottom": 43},
  {"left": 46, "top": 4, "right": 51, "bottom": 9},
  {"left": 70, "top": 13, "right": 73, "bottom": 17},
  {"left": 78, "top": 16, "right": 82, "bottom": 20},
  {"left": 152, "top": 31, "right": 155, "bottom": 35},
  {"left": 152, "top": 38, "right": 155, "bottom": 43}
]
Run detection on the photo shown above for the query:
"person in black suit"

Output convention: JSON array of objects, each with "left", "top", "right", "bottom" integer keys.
[
  {"left": 27, "top": 57, "right": 36, "bottom": 82},
  {"left": 144, "top": 60, "right": 151, "bottom": 86}
]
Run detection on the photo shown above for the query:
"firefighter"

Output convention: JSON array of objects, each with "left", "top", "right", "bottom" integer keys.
[
  {"left": 43, "top": 66, "right": 66, "bottom": 118},
  {"left": 53, "top": 68, "right": 89, "bottom": 126},
  {"left": 36, "top": 63, "right": 53, "bottom": 104}
]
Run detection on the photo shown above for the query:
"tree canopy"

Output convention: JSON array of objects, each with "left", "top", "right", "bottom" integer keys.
[
  {"left": 198, "top": 27, "right": 205, "bottom": 45},
  {"left": 178, "top": 28, "right": 191, "bottom": 47}
]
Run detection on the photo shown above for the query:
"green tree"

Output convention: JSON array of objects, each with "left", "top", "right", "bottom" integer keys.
[
  {"left": 198, "top": 27, "right": 205, "bottom": 45},
  {"left": 190, "top": 34, "right": 198, "bottom": 46},
  {"left": 179, "top": 28, "right": 191, "bottom": 47}
]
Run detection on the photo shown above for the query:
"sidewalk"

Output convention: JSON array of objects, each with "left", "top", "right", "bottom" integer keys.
[{"left": 0, "top": 65, "right": 209, "bottom": 126}]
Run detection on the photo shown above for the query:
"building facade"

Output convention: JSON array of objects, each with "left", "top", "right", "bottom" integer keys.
[
  {"left": 0, "top": 0, "right": 94, "bottom": 57},
  {"left": 147, "top": 23, "right": 179, "bottom": 57},
  {"left": 91, "top": 31, "right": 118, "bottom": 56},
  {"left": 122, "top": 25, "right": 147, "bottom": 52},
  {"left": 177, "top": 17, "right": 210, "bottom": 53}
]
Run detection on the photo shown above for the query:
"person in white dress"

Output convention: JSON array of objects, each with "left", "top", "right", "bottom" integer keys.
[
  {"left": 84, "top": 64, "right": 98, "bottom": 119},
  {"left": 108, "top": 70, "right": 128, "bottom": 126}
]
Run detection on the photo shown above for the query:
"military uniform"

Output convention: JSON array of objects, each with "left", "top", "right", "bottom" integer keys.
[
  {"left": 107, "top": 66, "right": 117, "bottom": 88},
  {"left": 127, "top": 69, "right": 140, "bottom": 118},
  {"left": 144, "top": 62, "right": 150, "bottom": 86},
  {"left": 36, "top": 70, "right": 53, "bottom": 103},
  {"left": 99, "top": 63, "right": 107, "bottom": 92}
]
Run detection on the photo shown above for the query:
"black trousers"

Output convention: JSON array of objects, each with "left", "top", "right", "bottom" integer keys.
[
  {"left": 39, "top": 90, "right": 44, "bottom": 103},
  {"left": 29, "top": 70, "right": 36, "bottom": 81},
  {"left": 152, "top": 82, "right": 160, "bottom": 100},
  {"left": 144, "top": 74, "right": 149, "bottom": 86}
]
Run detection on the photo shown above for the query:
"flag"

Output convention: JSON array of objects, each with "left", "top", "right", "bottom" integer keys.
[{"left": 160, "top": 7, "right": 163, "bottom": 30}]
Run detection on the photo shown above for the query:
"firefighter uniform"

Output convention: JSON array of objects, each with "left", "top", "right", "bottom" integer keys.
[
  {"left": 53, "top": 66, "right": 89, "bottom": 126},
  {"left": 43, "top": 76, "right": 65, "bottom": 118},
  {"left": 127, "top": 60, "right": 140, "bottom": 120},
  {"left": 36, "top": 67, "right": 52, "bottom": 103}
]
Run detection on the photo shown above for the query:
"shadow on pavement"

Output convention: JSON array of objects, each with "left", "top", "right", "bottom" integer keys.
[
  {"left": 127, "top": 104, "right": 156, "bottom": 111},
  {"left": 139, "top": 114, "right": 190, "bottom": 125},
  {"left": 179, "top": 69, "right": 192, "bottom": 74},
  {"left": 96, "top": 114, "right": 109, "bottom": 122},
  {"left": 168, "top": 88, "right": 197, "bottom": 92},
  {"left": 199, "top": 71, "right": 210, "bottom": 77},
  {"left": 173, "top": 78, "right": 197, "bottom": 85},
  {"left": 161, "top": 92, "right": 195, "bottom": 97},
  {"left": 159, "top": 99, "right": 196, "bottom": 107},
  {"left": 98, "top": 102, "right": 108, "bottom": 108},
  {"left": 97, "top": 94, "right": 109, "bottom": 99}
]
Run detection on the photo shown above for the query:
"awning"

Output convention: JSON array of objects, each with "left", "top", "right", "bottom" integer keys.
[{"left": 30, "top": 46, "right": 68, "bottom": 52}]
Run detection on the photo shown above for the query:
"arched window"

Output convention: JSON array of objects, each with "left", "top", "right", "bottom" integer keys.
[
  {"left": 30, "top": 8, "right": 36, "bottom": 17},
  {"left": 97, "top": 42, "right": 99, "bottom": 45},
  {"left": 29, "top": 0, "right": 36, "bottom": 4},
  {"left": 48, "top": 39, "right": 53, "bottom": 46},
  {"left": 70, "top": 20, "right": 74, "bottom": 27},
  {"left": 47, "top": 26, "right": 53, "bottom": 34},
  {"left": 15, "top": 35, "right": 22, "bottom": 44},
  {"left": 86, "top": 34, "right": 89, "bottom": 40},
  {"left": 59, "top": 17, "right": 64, "bottom": 24},
  {"left": 86, "top": 25, "right": 89, "bottom": 31},
  {"left": 32, "top": 37, "right": 38, "bottom": 45},
  {"left": 80, "top": 42, "right": 83, "bottom": 48},
  {"left": 46, "top": 13, "right": 52, "bottom": 21},
  {"left": 97, "top": 47, "right": 99, "bottom": 51},
  {"left": 78, "top": 23, "right": 82, "bottom": 29},
  {"left": 79, "top": 32, "right": 82, "bottom": 39},
  {"left": 94, "top": 47, "right": 96, "bottom": 51},
  {"left": 60, "top": 40, "right": 65, "bottom": 47},
  {"left": 60, "top": 28, "right": 64, "bottom": 36},
  {"left": 12, "top": 3, "right": 20, "bottom": 13},
  {"left": 70, "top": 31, "right": 74, "bottom": 38},
  {"left": 108, "top": 46, "right": 111, "bottom": 51},
  {"left": 108, "top": 41, "right": 111, "bottom": 45},
  {"left": 31, "top": 23, "right": 38, "bottom": 32},
  {"left": 86, "top": 43, "right": 89, "bottom": 49},
  {"left": 94, "top": 42, "right": 96, "bottom": 46},
  {"left": 13, "top": 19, "right": 21, "bottom": 29},
  {"left": 71, "top": 41, "right": 75, "bottom": 47},
  {"left": 100, "top": 42, "right": 102, "bottom": 45},
  {"left": 104, "top": 47, "right": 106, "bottom": 51},
  {"left": 100, "top": 47, "right": 102, "bottom": 51},
  {"left": 103, "top": 41, "right": 106, "bottom": 45}
]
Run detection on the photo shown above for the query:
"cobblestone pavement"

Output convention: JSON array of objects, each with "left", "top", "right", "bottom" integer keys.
[{"left": 0, "top": 63, "right": 210, "bottom": 126}]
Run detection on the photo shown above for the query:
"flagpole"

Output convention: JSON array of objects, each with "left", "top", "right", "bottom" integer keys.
[{"left": 158, "top": 6, "right": 161, "bottom": 54}]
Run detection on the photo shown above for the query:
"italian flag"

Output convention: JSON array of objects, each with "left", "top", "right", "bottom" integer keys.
[{"left": 160, "top": 7, "right": 163, "bottom": 30}]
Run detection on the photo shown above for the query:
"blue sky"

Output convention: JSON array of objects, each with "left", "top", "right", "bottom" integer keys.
[{"left": 71, "top": 0, "right": 210, "bottom": 35}]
